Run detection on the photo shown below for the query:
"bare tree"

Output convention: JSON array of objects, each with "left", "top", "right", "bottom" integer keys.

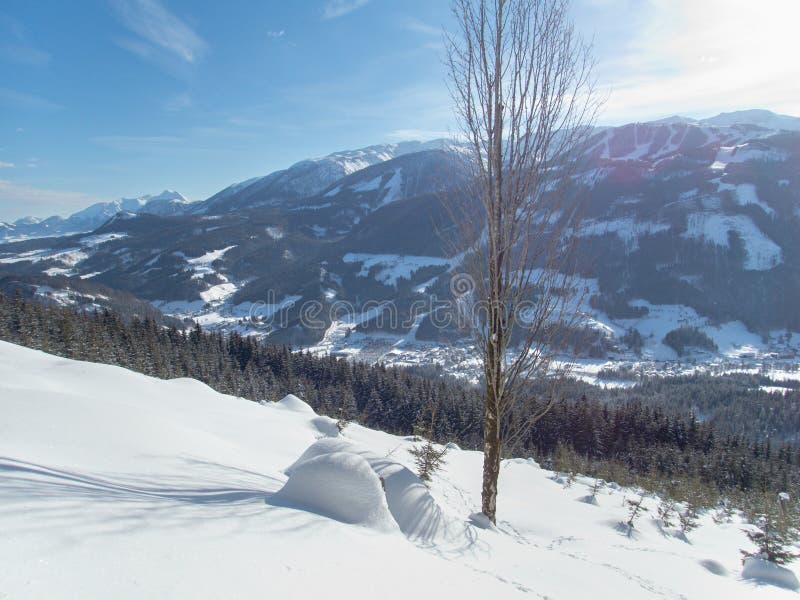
[{"left": 444, "top": 0, "right": 601, "bottom": 523}]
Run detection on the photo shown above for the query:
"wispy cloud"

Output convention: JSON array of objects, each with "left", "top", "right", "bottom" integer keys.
[
  {"left": 402, "top": 18, "right": 440, "bottom": 37},
  {"left": 110, "top": 0, "right": 207, "bottom": 71},
  {"left": 0, "top": 180, "right": 101, "bottom": 221},
  {"left": 0, "top": 13, "right": 50, "bottom": 67},
  {"left": 0, "top": 87, "right": 62, "bottom": 111},
  {"left": 267, "top": 29, "right": 285, "bottom": 39},
  {"left": 92, "top": 135, "right": 184, "bottom": 153},
  {"left": 0, "top": 161, "right": 14, "bottom": 169},
  {"left": 322, "top": 0, "right": 370, "bottom": 19},
  {"left": 386, "top": 128, "right": 451, "bottom": 141},
  {"left": 163, "top": 92, "right": 193, "bottom": 111}
]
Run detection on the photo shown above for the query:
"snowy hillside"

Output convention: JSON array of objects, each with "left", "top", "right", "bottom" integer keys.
[{"left": 0, "top": 341, "right": 794, "bottom": 599}]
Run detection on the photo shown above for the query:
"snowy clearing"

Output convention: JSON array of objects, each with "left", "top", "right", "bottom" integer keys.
[
  {"left": 343, "top": 253, "right": 451, "bottom": 287},
  {"left": 682, "top": 213, "right": 782, "bottom": 270}
]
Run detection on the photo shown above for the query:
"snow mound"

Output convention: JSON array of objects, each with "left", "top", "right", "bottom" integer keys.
[
  {"left": 699, "top": 559, "right": 728, "bottom": 576},
  {"left": 374, "top": 458, "right": 474, "bottom": 547},
  {"left": 285, "top": 437, "right": 354, "bottom": 474},
  {"left": 277, "top": 394, "right": 316, "bottom": 414},
  {"left": 742, "top": 557, "right": 800, "bottom": 589},
  {"left": 271, "top": 451, "right": 397, "bottom": 531},
  {"left": 283, "top": 437, "right": 473, "bottom": 549}
]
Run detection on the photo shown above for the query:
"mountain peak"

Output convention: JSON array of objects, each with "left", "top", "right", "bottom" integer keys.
[{"left": 700, "top": 109, "right": 800, "bottom": 131}]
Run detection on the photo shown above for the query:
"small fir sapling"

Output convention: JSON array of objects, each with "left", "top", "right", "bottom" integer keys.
[
  {"left": 336, "top": 407, "right": 350, "bottom": 434},
  {"left": 409, "top": 403, "right": 448, "bottom": 484},
  {"left": 657, "top": 498, "right": 677, "bottom": 529},
  {"left": 336, "top": 393, "right": 358, "bottom": 434},
  {"left": 678, "top": 502, "right": 699, "bottom": 534},
  {"left": 626, "top": 495, "right": 649, "bottom": 529},
  {"left": 712, "top": 498, "right": 735, "bottom": 524},
  {"left": 589, "top": 478, "right": 603, "bottom": 500}
]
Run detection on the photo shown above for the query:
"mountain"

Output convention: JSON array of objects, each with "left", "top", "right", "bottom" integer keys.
[
  {"left": 1, "top": 109, "right": 799, "bottom": 374},
  {"left": 2, "top": 339, "right": 793, "bottom": 598},
  {"left": 0, "top": 190, "right": 191, "bottom": 242},
  {"left": 194, "top": 139, "right": 455, "bottom": 215},
  {"left": 649, "top": 109, "right": 800, "bottom": 132},
  {"left": 700, "top": 109, "right": 800, "bottom": 131}
]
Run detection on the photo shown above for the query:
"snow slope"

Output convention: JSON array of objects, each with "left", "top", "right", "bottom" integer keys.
[{"left": 0, "top": 341, "right": 794, "bottom": 599}]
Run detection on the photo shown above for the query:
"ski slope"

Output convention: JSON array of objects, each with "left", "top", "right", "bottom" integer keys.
[{"left": 0, "top": 341, "right": 794, "bottom": 599}]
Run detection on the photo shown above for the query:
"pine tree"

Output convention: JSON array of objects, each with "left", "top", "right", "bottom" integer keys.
[{"left": 742, "top": 494, "right": 800, "bottom": 565}]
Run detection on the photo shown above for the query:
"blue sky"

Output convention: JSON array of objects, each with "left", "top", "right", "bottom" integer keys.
[{"left": 1, "top": 0, "right": 798, "bottom": 220}]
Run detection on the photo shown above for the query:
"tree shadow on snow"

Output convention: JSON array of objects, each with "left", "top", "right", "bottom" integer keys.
[{"left": 0, "top": 456, "right": 283, "bottom": 541}]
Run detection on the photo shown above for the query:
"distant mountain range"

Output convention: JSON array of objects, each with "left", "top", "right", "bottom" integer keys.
[
  {"left": 0, "top": 190, "right": 190, "bottom": 242},
  {"left": 1, "top": 109, "right": 799, "bottom": 372}
]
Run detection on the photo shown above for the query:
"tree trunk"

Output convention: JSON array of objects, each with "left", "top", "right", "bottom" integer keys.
[{"left": 481, "top": 384, "right": 501, "bottom": 523}]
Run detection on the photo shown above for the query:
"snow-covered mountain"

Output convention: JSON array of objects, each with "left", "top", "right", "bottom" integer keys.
[
  {"left": 195, "top": 139, "right": 454, "bottom": 214},
  {"left": 1, "top": 339, "right": 792, "bottom": 599},
  {"left": 1, "top": 109, "right": 798, "bottom": 374},
  {"left": 0, "top": 190, "right": 191, "bottom": 242}
]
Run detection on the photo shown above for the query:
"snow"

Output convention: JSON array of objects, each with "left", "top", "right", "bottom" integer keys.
[
  {"left": 42, "top": 267, "right": 73, "bottom": 277},
  {"left": 717, "top": 182, "right": 775, "bottom": 216},
  {"left": 351, "top": 174, "right": 383, "bottom": 192},
  {"left": 265, "top": 226, "right": 284, "bottom": 240},
  {"left": 199, "top": 282, "right": 238, "bottom": 303},
  {"left": 0, "top": 247, "right": 89, "bottom": 266},
  {"left": 343, "top": 253, "right": 451, "bottom": 288},
  {"left": 1, "top": 340, "right": 798, "bottom": 599},
  {"left": 683, "top": 213, "right": 782, "bottom": 270},
  {"left": 185, "top": 245, "right": 237, "bottom": 272},
  {"left": 0, "top": 233, "right": 122, "bottom": 272},
  {"left": 273, "top": 450, "right": 398, "bottom": 531},
  {"left": 277, "top": 393, "right": 316, "bottom": 414},
  {"left": 742, "top": 558, "right": 800, "bottom": 589},
  {"left": 379, "top": 169, "right": 404, "bottom": 206},
  {"left": 579, "top": 218, "right": 669, "bottom": 251},
  {"left": 323, "top": 184, "right": 342, "bottom": 197},
  {"left": 171, "top": 246, "right": 239, "bottom": 303},
  {"left": 711, "top": 144, "right": 788, "bottom": 172},
  {"left": 151, "top": 298, "right": 207, "bottom": 314},
  {"left": 79, "top": 232, "right": 129, "bottom": 247}
]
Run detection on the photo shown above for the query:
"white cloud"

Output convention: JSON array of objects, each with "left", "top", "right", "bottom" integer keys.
[
  {"left": 0, "top": 180, "right": 101, "bottom": 221},
  {"left": 0, "top": 161, "right": 14, "bottom": 169},
  {"left": 402, "top": 18, "right": 440, "bottom": 37},
  {"left": 111, "top": 0, "right": 207, "bottom": 67},
  {"left": 323, "top": 0, "right": 370, "bottom": 19},
  {"left": 267, "top": 30, "right": 285, "bottom": 39},
  {"left": 580, "top": 0, "right": 800, "bottom": 121}
]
